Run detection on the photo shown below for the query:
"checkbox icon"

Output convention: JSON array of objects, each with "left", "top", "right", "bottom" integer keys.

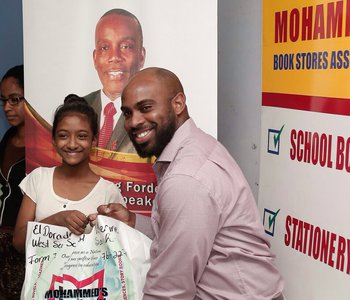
[
  {"left": 263, "top": 208, "right": 280, "bottom": 236},
  {"left": 267, "top": 125, "right": 284, "bottom": 155}
]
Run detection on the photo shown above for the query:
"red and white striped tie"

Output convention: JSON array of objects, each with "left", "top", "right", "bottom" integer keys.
[{"left": 98, "top": 102, "right": 116, "bottom": 149}]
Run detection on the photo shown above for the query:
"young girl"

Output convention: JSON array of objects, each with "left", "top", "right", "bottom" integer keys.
[{"left": 13, "top": 94, "right": 124, "bottom": 253}]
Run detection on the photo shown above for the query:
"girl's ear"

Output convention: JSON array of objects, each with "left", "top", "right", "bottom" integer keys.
[
  {"left": 92, "top": 136, "right": 98, "bottom": 148},
  {"left": 52, "top": 138, "right": 57, "bottom": 150}
]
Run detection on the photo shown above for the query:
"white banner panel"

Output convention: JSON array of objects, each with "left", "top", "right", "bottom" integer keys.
[{"left": 260, "top": 107, "right": 350, "bottom": 298}]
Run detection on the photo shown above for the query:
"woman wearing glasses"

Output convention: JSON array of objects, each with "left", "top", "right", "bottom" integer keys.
[{"left": 0, "top": 64, "right": 25, "bottom": 299}]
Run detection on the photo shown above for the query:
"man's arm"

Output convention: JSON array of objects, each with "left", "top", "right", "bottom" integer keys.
[
  {"left": 143, "top": 175, "right": 220, "bottom": 299},
  {"left": 135, "top": 214, "right": 154, "bottom": 240}
]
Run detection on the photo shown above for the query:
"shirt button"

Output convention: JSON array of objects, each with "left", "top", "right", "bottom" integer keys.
[{"left": 63, "top": 204, "right": 66, "bottom": 208}]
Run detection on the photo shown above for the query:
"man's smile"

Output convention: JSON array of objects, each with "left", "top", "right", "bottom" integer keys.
[
  {"left": 131, "top": 127, "right": 154, "bottom": 144},
  {"left": 106, "top": 70, "right": 126, "bottom": 79}
]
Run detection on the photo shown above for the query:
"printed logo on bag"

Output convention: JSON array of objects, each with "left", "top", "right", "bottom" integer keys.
[
  {"left": 44, "top": 269, "right": 108, "bottom": 300},
  {"left": 267, "top": 125, "right": 285, "bottom": 155}
]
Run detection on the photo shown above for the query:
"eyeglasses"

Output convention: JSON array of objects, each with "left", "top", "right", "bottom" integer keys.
[{"left": 0, "top": 96, "right": 25, "bottom": 106}]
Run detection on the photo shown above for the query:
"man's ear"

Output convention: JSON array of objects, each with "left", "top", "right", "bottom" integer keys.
[
  {"left": 172, "top": 92, "right": 186, "bottom": 116},
  {"left": 93, "top": 49, "right": 97, "bottom": 68},
  {"left": 139, "top": 47, "right": 146, "bottom": 69}
]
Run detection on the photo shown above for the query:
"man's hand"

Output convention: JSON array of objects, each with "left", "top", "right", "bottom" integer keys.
[{"left": 95, "top": 203, "right": 136, "bottom": 228}]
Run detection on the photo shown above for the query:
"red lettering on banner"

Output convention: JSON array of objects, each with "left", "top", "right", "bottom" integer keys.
[
  {"left": 284, "top": 215, "right": 350, "bottom": 275},
  {"left": 290, "top": 130, "right": 350, "bottom": 172},
  {"left": 314, "top": 4, "right": 325, "bottom": 40},
  {"left": 328, "top": 232, "right": 337, "bottom": 267},
  {"left": 302, "top": 221, "right": 311, "bottom": 254},
  {"left": 313, "top": 227, "right": 321, "bottom": 260},
  {"left": 295, "top": 221, "right": 303, "bottom": 252},
  {"left": 320, "top": 229, "right": 330, "bottom": 264},
  {"left": 284, "top": 215, "right": 292, "bottom": 246},
  {"left": 275, "top": 11, "right": 288, "bottom": 43},
  {"left": 290, "top": 130, "right": 296, "bottom": 160},
  {"left": 275, "top": 0, "right": 346, "bottom": 43},
  {"left": 302, "top": 6, "right": 313, "bottom": 40},
  {"left": 336, "top": 136, "right": 345, "bottom": 169},
  {"left": 336, "top": 136, "right": 350, "bottom": 172},
  {"left": 290, "top": 130, "right": 333, "bottom": 168},
  {"left": 327, "top": 1, "right": 344, "bottom": 38},
  {"left": 336, "top": 236, "right": 346, "bottom": 271},
  {"left": 304, "top": 131, "right": 311, "bottom": 163},
  {"left": 290, "top": 9, "right": 300, "bottom": 42}
]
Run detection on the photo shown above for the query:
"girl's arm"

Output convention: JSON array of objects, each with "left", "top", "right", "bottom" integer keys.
[
  {"left": 13, "top": 195, "right": 88, "bottom": 253},
  {"left": 13, "top": 194, "right": 36, "bottom": 253}
]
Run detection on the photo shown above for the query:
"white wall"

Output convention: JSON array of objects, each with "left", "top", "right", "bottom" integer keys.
[{"left": 218, "top": 0, "right": 261, "bottom": 200}]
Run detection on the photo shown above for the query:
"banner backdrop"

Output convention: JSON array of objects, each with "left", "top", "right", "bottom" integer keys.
[
  {"left": 260, "top": 1, "right": 350, "bottom": 298},
  {"left": 23, "top": 0, "right": 217, "bottom": 215}
]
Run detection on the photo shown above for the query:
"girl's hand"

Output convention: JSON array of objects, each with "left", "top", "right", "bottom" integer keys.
[{"left": 55, "top": 210, "right": 89, "bottom": 235}]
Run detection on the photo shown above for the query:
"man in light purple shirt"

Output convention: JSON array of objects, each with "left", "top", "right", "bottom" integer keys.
[{"left": 97, "top": 67, "right": 284, "bottom": 299}]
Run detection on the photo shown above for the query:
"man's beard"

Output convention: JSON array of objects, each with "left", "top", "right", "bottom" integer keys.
[{"left": 131, "top": 116, "right": 176, "bottom": 158}]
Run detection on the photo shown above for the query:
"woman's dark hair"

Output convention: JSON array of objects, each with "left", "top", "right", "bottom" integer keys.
[
  {"left": 1, "top": 65, "right": 24, "bottom": 89},
  {"left": 52, "top": 94, "right": 98, "bottom": 138}
]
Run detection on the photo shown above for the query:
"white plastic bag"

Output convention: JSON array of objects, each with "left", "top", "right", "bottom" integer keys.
[{"left": 22, "top": 215, "right": 151, "bottom": 300}]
